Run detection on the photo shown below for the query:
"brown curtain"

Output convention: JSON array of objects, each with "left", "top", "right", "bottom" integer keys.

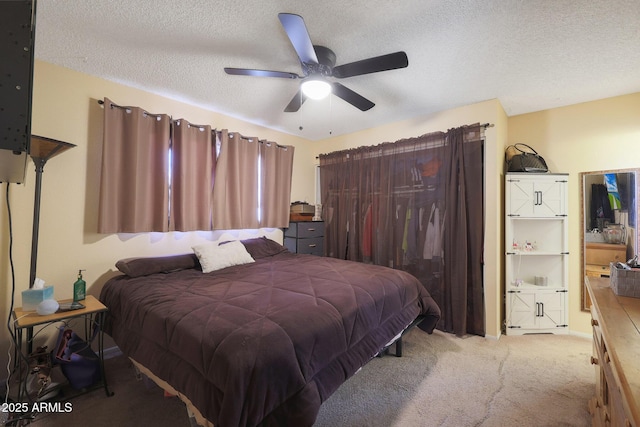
[
  {"left": 98, "top": 97, "right": 171, "bottom": 233},
  {"left": 99, "top": 101, "right": 294, "bottom": 233},
  {"left": 320, "top": 133, "right": 445, "bottom": 264},
  {"left": 319, "top": 124, "right": 484, "bottom": 336},
  {"left": 212, "top": 130, "right": 259, "bottom": 229},
  {"left": 260, "top": 141, "right": 295, "bottom": 228},
  {"left": 442, "top": 126, "right": 485, "bottom": 336},
  {"left": 169, "top": 119, "right": 214, "bottom": 231}
]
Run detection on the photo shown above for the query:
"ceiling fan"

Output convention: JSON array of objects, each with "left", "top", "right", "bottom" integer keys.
[{"left": 224, "top": 13, "right": 409, "bottom": 112}]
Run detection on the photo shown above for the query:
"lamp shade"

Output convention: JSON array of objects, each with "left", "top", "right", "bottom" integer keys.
[
  {"left": 30, "top": 135, "right": 76, "bottom": 163},
  {"left": 301, "top": 77, "right": 331, "bottom": 100}
]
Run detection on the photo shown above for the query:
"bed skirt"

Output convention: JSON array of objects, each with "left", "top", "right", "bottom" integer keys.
[{"left": 129, "top": 358, "right": 214, "bottom": 427}]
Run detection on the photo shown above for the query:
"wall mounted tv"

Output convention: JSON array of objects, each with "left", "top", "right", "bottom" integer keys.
[{"left": 0, "top": 0, "right": 36, "bottom": 183}]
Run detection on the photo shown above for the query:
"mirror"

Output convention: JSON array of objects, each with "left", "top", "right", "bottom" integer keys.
[{"left": 581, "top": 169, "right": 639, "bottom": 310}]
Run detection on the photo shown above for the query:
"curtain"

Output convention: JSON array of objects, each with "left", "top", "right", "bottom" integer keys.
[
  {"left": 442, "top": 126, "right": 485, "bottom": 336},
  {"left": 169, "top": 119, "right": 214, "bottom": 231},
  {"left": 321, "top": 132, "right": 446, "bottom": 264},
  {"left": 260, "top": 141, "right": 295, "bottom": 228},
  {"left": 319, "top": 124, "right": 484, "bottom": 336},
  {"left": 212, "top": 130, "right": 259, "bottom": 229},
  {"left": 99, "top": 100, "right": 295, "bottom": 233},
  {"left": 98, "top": 97, "right": 171, "bottom": 233}
]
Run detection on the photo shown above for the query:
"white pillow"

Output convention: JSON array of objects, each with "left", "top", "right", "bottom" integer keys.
[{"left": 192, "top": 240, "right": 255, "bottom": 273}]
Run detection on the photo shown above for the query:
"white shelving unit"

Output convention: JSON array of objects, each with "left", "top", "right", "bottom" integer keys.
[{"left": 505, "top": 172, "right": 569, "bottom": 335}]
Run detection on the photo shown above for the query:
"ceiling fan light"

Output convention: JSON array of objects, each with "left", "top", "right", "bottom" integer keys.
[{"left": 301, "top": 78, "right": 331, "bottom": 100}]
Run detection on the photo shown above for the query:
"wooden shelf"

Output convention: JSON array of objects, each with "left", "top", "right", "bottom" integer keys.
[{"left": 13, "top": 295, "right": 106, "bottom": 329}]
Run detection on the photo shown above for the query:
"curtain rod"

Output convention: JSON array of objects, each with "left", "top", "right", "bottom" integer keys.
[
  {"left": 223, "top": 131, "right": 289, "bottom": 150},
  {"left": 175, "top": 119, "right": 209, "bottom": 130},
  {"left": 98, "top": 99, "right": 289, "bottom": 150},
  {"left": 315, "top": 123, "right": 493, "bottom": 159},
  {"left": 97, "top": 99, "right": 165, "bottom": 118},
  {"left": 98, "top": 99, "right": 496, "bottom": 133}
]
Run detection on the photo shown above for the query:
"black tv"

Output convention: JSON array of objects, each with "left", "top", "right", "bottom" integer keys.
[{"left": 0, "top": 0, "right": 36, "bottom": 183}]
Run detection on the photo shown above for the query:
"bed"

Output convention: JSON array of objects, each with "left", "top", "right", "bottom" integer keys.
[{"left": 99, "top": 237, "right": 440, "bottom": 427}]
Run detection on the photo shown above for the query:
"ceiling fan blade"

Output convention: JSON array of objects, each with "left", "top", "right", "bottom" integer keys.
[
  {"left": 332, "top": 51, "right": 409, "bottom": 78},
  {"left": 284, "top": 90, "right": 307, "bottom": 112},
  {"left": 224, "top": 68, "right": 300, "bottom": 79},
  {"left": 331, "top": 82, "right": 375, "bottom": 111},
  {"left": 278, "top": 13, "right": 318, "bottom": 65}
]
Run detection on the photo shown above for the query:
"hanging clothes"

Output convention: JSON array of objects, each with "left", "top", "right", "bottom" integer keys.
[
  {"left": 423, "top": 202, "right": 442, "bottom": 260},
  {"left": 401, "top": 206, "right": 411, "bottom": 265},
  {"left": 591, "top": 183, "right": 613, "bottom": 230},
  {"left": 406, "top": 205, "right": 419, "bottom": 261},
  {"left": 418, "top": 206, "right": 427, "bottom": 257},
  {"left": 394, "top": 201, "right": 408, "bottom": 268}
]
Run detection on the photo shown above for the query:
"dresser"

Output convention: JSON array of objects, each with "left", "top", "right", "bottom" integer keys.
[
  {"left": 283, "top": 221, "right": 324, "bottom": 256},
  {"left": 587, "top": 276, "right": 640, "bottom": 427}
]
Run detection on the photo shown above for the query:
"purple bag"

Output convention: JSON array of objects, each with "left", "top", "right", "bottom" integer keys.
[{"left": 53, "top": 327, "right": 101, "bottom": 389}]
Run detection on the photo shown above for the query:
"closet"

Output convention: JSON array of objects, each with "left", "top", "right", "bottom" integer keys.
[{"left": 320, "top": 124, "right": 486, "bottom": 336}]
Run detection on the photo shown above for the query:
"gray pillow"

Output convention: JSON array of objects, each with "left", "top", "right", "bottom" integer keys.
[
  {"left": 240, "top": 237, "right": 289, "bottom": 259},
  {"left": 115, "top": 253, "right": 199, "bottom": 277}
]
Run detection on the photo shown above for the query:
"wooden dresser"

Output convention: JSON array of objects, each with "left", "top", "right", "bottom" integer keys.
[{"left": 587, "top": 276, "right": 640, "bottom": 426}]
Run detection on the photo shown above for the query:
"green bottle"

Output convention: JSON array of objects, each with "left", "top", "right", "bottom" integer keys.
[{"left": 73, "top": 269, "right": 86, "bottom": 301}]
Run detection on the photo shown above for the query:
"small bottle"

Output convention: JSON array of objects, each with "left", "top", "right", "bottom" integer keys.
[{"left": 73, "top": 269, "right": 86, "bottom": 301}]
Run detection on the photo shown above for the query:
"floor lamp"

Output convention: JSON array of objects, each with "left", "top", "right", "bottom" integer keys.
[
  {"left": 25, "top": 135, "right": 75, "bottom": 353},
  {"left": 28, "top": 135, "right": 76, "bottom": 290}
]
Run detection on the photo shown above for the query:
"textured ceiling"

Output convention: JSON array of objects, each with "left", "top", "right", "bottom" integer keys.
[{"left": 34, "top": 0, "right": 640, "bottom": 141}]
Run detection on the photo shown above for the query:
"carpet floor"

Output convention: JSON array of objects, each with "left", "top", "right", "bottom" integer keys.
[{"left": 26, "top": 329, "right": 593, "bottom": 427}]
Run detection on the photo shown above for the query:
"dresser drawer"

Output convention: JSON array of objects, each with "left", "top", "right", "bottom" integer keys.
[
  {"left": 586, "top": 243, "right": 627, "bottom": 266},
  {"left": 284, "top": 236, "right": 323, "bottom": 256},
  {"left": 284, "top": 221, "right": 324, "bottom": 239},
  {"left": 586, "top": 264, "right": 612, "bottom": 278}
]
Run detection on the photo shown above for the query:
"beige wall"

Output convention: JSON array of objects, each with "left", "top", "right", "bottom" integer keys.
[
  {"left": 508, "top": 92, "right": 640, "bottom": 335},
  {"left": 2, "top": 60, "right": 638, "bottom": 372}
]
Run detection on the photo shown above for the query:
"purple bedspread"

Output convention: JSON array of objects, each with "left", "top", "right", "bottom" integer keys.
[{"left": 100, "top": 251, "right": 440, "bottom": 426}]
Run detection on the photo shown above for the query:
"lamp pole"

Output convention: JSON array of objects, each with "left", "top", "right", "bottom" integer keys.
[{"left": 28, "top": 157, "right": 45, "bottom": 290}]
